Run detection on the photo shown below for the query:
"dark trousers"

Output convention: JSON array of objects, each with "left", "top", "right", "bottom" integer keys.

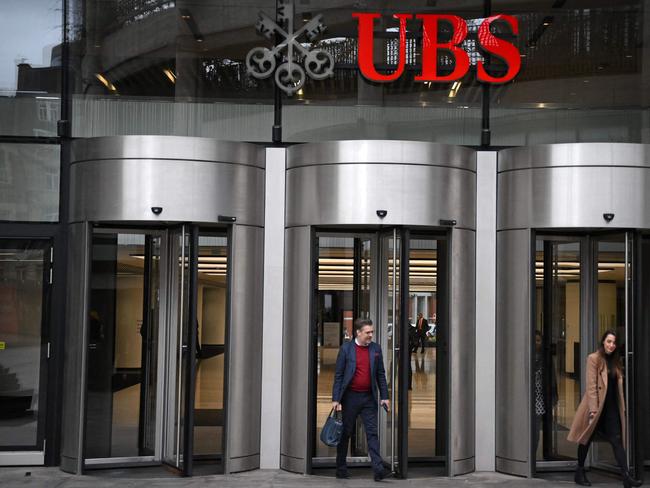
[
  {"left": 577, "top": 432, "right": 628, "bottom": 472},
  {"left": 416, "top": 331, "right": 427, "bottom": 352},
  {"left": 336, "top": 390, "right": 384, "bottom": 475}
]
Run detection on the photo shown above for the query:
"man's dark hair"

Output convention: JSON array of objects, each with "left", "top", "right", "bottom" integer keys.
[{"left": 354, "top": 318, "right": 373, "bottom": 334}]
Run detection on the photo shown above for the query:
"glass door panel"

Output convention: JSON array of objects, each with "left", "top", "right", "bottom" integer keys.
[
  {"left": 193, "top": 234, "right": 228, "bottom": 471},
  {"left": 0, "top": 239, "right": 50, "bottom": 453},
  {"left": 313, "top": 235, "right": 374, "bottom": 461},
  {"left": 535, "top": 239, "right": 582, "bottom": 463},
  {"left": 85, "top": 231, "right": 160, "bottom": 462},
  {"left": 162, "top": 227, "right": 192, "bottom": 471},
  {"left": 592, "top": 234, "right": 632, "bottom": 471},
  {"left": 378, "top": 229, "right": 400, "bottom": 474},
  {"left": 407, "top": 238, "right": 439, "bottom": 460}
]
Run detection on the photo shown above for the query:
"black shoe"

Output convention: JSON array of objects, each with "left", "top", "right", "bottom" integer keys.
[
  {"left": 575, "top": 467, "right": 591, "bottom": 486},
  {"left": 335, "top": 471, "right": 350, "bottom": 479},
  {"left": 374, "top": 469, "right": 392, "bottom": 482},
  {"left": 622, "top": 470, "right": 642, "bottom": 488}
]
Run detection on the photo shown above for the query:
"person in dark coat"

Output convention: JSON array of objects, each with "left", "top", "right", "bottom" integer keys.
[
  {"left": 331, "top": 318, "right": 391, "bottom": 481},
  {"left": 414, "top": 312, "right": 428, "bottom": 353},
  {"left": 567, "top": 329, "right": 641, "bottom": 487}
]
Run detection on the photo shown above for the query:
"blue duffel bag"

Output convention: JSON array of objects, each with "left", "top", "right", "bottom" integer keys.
[{"left": 320, "top": 408, "right": 343, "bottom": 447}]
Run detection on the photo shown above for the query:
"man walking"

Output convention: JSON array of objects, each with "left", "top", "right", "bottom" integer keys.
[
  {"left": 415, "top": 312, "right": 428, "bottom": 353},
  {"left": 332, "top": 318, "right": 391, "bottom": 481}
]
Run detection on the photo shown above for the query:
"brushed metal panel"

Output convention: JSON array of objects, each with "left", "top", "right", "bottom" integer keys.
[
  {"left": 71, "top": 136, "right": 265, "bottom": 168},
  {"left": 450, "top": 228, "right": 476, "bottom": 476},
  {"left": 286, "top": 164, "right": 476, "bottom": 229},
  {"left": 496, "top": 456, "right": 529, "bottom": 477},
  {"left": 60, "top": 222, "right": 90, "bottom": 474},
  {"left": 495, "top": 229, "right": 532, "bottom": 477},
  {"left": 498, "top": 166, "right": 650, "bottom": 230},
  {"left": 453, "top": 457, "right": 475, "bottom": 476},
  {"left": 287, "top": 140, "right": 476, "bottom": 171},
  {"left": 226, "top": 225, "right": 264, "bottom": 473},
  {"left": 69, "top": 159, "right": 265, "bottom": 226},
  {"left": 228, "top": 454, "right": 260, "bottom": 473},
  {"left": 280, "top": 226, "right": 312, "bottom": 474},
  {"left": 498, "top": 143, "right": 650, "bottom": 172},
  {"left": 280, "top": 454, "right": 305, "bottom": 473}
]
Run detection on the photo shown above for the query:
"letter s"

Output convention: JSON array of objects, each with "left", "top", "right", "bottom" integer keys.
[{"left": 477, "top": 14, "right": 521, "bottom": 83}]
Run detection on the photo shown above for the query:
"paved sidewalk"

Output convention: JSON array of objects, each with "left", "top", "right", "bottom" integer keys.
[{"left": 0, "top": 467, "right": 640, "bottom": 488}]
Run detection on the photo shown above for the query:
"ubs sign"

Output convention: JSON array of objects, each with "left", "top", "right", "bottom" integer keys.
[
  {"left": 355, "top": 13, "right": 520, "bottom": 84},
  {"left": 246, "top": 1, "right": 521, "bottom": 95}
]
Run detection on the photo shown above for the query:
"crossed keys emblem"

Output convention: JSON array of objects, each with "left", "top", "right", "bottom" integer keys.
[{"left": 246, "top": 0, "right": 334, "bottom": 95}]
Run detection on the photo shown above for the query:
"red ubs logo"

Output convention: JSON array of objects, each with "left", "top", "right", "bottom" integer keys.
[{"left": 353, "top": 13, "right": 520, "bottom": 84}]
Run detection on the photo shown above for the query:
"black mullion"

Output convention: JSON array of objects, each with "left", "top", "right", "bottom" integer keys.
[
  {"left": 137, "top": 236, "right": 153, "bottom": 455},
  {"left": 182, "top": 225, "right": 199, "bottom": 476},
  {"left": 541, "top": 240, "right": 553, "bottom": 462},
  {"left": 306, "top": 228, "right": 319, "bottom": 473},
  {"left": 398, "top": 228, "right": 410, "bottom": 478}
]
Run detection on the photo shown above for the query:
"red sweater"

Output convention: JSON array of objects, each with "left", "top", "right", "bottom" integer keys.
[{"left": 349, "top": 343, "right": 371, "bottom": 392}]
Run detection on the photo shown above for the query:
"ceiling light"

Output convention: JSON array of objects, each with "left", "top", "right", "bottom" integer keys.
[
  {"left": 163, "top": 69, "right": 177, "bottom": 83},
  {"left": 95, "top": 73, "right": 116, "bottom": 92}
]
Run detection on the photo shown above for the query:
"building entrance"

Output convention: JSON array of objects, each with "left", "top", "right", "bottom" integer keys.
[
  {"left": 311, "top": 228, "right": 448, "bottom": 478},
  {"left": 534, "top": 232, "right": 636, "bottom": 475},
  {"left": 83, "top": 225, "right": 228, "bottom": 476}
]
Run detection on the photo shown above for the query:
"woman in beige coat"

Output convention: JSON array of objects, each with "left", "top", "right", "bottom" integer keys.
[{"left": 567, "top": 330, "right": 642, "bottom": 487}]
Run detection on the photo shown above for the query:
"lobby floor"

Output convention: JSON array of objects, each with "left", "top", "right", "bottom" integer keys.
[{"left": 1, "top": 467, "right": 643, "bottom": 487}]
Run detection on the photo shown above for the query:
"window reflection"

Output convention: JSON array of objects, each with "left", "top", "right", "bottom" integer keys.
[{"left": 0, "top": 0, "right": 61, "bottom": 136}]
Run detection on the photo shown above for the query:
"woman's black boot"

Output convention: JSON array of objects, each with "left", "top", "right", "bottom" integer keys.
[
  {"left": 575, "top": 467, "right": 592, "bottom": 486},
  {"left": 622, "top": 469, "right": 643, "bottom": 487}
]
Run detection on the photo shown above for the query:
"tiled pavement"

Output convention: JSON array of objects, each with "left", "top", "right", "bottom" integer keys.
[{"left": 0, "top": 467, "right": 643, "bottom": 488}]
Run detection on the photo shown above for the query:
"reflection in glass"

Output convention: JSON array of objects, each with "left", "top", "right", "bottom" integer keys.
[
  {"left": 69, "top": 0, "right": 275, "bottom": 138},
  {"left": 0, "top": 240, "right": 47, "bottom": 449},
  {"left": 491, "top": 0, "right": 649, "bottom": 144},
  {"left": 535, "top": 240, "right": 580, "bottom": 462},
  {"left": 0, "top": 143, "right": 60, "bottom": 222},
  {"left": 0, "top": 0, "right": 61, "bottom": 136}
]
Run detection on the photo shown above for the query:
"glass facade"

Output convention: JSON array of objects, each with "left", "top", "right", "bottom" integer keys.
[
  {"left": 1, "top": 0, "right": 646, "bottom": 144},
  {"left": 0, "top": 0, "right": 62, "bottom": 137}
]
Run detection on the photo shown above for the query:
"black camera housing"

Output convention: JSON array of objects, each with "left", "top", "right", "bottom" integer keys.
[
  {"left": 376, "top": 209, "right": 388, "bottom": 218},
  {"left": 603, "top": 213, "right": 615, "bottom": 222},
  {"left": 151, "top": 206, "right": 163, "bottom": 215}
]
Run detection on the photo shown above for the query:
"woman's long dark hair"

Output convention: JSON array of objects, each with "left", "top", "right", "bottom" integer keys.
[{"left": 598, "top": 329, "right": 623, "bottom": 376}]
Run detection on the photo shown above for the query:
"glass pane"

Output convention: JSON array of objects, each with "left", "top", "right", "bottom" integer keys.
[
  {"left": 379, "top": 232, "right": 399, "bottom": 470},
  {"left": 593, "top": 237, "right": 627, "bottom": 467},
  {"left": 68, "top": 0, "right": 275, "bottom": 139},
  {"left": 193, "top": 234, "right": 227, "bottom": 462},
  {"left": 0, "top": 143, "right": 59, "bottom": 222},
  {"left": 0, "top": 0, "right": 61, "bottom": 136},
  {"left": 0, "top": 240, "right": 47, "bottom": 449},
  {"left": 491, "top": 1, "right": 649, "bottom": 144},
  {"left": 535, "top": 240, "right": 580, "bottom": 462},
  {"left": 284, "top": 1, "right": 484, "bottom": 144},
  {"left": 163, "top": 229, "right": 190, "bottom": 468},
  {"left": 314, "top": 236, "right": 354, "bottom": 458},
  {"left": 86, "top": 232, "right": 159, "bottom": 459},
  {"left": 407, "top": 238, "right": 437, "bottom": 458}
]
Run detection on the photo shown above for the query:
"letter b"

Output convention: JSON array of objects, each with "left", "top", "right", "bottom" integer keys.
[{"left": 415, "top": 14, "right": 469, "bottom": 82}]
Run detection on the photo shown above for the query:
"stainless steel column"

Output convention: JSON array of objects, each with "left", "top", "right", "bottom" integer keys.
[
  {"left": 225, "top": 224, "right": 265, "bottom": 473},
  {"left": 280, "top": 225, "right": 312, "bottom": 473},
  {"left": 60, "top": 222, "right": 91, "bottom": 474},
  {"left": 450, "top": 228, "right": 476, "bottom": 475},
  {"left": 495, "top": 229, "right": 532, "bottom": 477}
]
